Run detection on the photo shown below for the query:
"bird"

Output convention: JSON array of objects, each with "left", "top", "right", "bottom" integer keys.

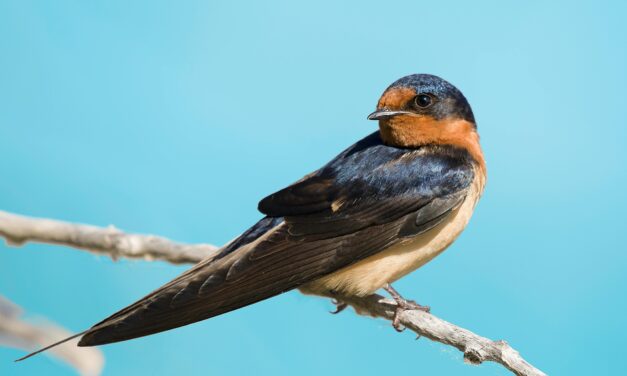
[{"left": 18, "top": 73, "right": 486, "bottom": 360}]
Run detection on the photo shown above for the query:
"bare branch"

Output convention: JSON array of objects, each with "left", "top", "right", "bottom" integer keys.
[
  {"left": 339, "top": 294, "right": 546, "bottom": 376},
  {"left": 0, "top": 296, "right": 104, "bottom": 376},
  {"left": 0, "top": 209, "right": 546, "bottom": 376},
  {"left": 0, "top": 210, "right": 218, "bottom": 264}
]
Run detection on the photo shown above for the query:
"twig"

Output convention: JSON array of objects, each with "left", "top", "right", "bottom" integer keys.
[
  {"left": 0, "top": 209, "right": 546, "bottom": 376},
  {"left": 0, "top": 210, "right": 218, "bottom": 264},
  {"left": 339, "top": 294, "right": 546, "bottom": 376}
]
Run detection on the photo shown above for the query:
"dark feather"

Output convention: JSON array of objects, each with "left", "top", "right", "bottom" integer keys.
[
  {"left": 259, "top": 132, "right": 474, "bottom": 238},
  {"left": 70, "top": 132, "right": 476, "bottom": 347}
]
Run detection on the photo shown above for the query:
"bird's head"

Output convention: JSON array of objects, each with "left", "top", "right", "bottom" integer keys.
[{"left": 369, "top": 74, "right": 479, "bottom": 153}]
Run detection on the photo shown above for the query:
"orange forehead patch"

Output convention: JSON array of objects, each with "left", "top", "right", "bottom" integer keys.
[{"left": 377, "top": 87, "right": 416, "bottom": 109}]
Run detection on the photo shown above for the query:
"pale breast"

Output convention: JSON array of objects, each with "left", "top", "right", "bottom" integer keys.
[{"left": 300, "top": 172, "right": 485, "bottom": 298}]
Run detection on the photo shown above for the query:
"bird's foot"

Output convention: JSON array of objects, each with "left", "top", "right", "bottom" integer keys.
[
  {"left": 328, "top": 289, "right": 347, "bottom": 314},
  {"left": 330, "top": 298, "right": 348, "bottom": 314},
  {"left": 383, "top": 283, "right": 430, "bottom": 332}
]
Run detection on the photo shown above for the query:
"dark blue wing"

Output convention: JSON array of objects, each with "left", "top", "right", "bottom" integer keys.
[
  {"left": 259, "top": 132, "right": 475, "bottom": 239},
  {"left": 72, "top": 132, "right": 476, "bottom": 348},
  {"left": 217, "top": 216, "right": 284, "bottom": 256}
]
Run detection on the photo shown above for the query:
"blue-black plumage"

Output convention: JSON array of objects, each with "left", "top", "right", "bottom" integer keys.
[{"left": 17, "top": 74, "right": 486, "bottom": 360}]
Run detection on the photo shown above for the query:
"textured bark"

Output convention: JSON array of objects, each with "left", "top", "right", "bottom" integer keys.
[
  {"left": 339, "top": 294, "right": 546, "bottom": 376},
  {"left": 0, "top": 210, "right": 546, "bottom": 376},
  {"left": 0, "top": 210, "right": 218, "bottom": 264}
]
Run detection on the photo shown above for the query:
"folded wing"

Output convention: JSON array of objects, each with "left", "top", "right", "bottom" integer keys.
[{"left": 73, "top": 132, "right": 475, "bottom": 347}]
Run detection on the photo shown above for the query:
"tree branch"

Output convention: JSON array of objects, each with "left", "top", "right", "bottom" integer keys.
[
  {"left": 339, "top": 294, "right": 545, "bottom": 376},
  {"left": 0, "top": 210, "right": 546, "bottom": 376},
  {"left": 0, "top": 210, "right": 218, "bottom": 264}
]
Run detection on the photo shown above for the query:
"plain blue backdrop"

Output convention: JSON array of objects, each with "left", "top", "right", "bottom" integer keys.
[{"left": 1, "top": 1, "right": 626, "bottom": 375}]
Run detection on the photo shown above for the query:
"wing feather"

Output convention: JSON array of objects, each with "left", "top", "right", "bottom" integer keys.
[{"left": 75, "top": 133, "right": 476, "bottom": 347}]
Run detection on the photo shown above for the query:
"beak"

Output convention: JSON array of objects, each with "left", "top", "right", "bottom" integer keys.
[{"left": 367, "top": 110, "right": 413, "bottom": 120}]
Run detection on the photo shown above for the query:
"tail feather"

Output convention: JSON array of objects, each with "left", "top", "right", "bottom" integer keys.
[
  {"left": 16, "top": 210, "right": 412, "bottom": 358},
  {"left": 15, "top": 217, "right": 285, "bottom": 360},
  {"left": 14, "top": 330, "right": 90, "bottom": 362}
]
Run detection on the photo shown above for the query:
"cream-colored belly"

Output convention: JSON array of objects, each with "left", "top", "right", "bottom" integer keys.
[{"left": 300, "top": 175, "right": 483, "bottom": 297}]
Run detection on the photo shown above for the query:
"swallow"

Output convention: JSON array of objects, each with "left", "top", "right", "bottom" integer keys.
[{"left": 19, "top": 73, "right": 486, "bottom": 360}]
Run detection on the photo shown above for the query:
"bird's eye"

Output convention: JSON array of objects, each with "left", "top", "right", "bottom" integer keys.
[{"left": 414, "top": 94, "right": 433, "bottom": 108}]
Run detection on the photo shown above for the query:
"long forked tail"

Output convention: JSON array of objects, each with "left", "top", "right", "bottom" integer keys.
[
  {"left": 14, "top": 216, "right": 286, "bottom": 360},
  {"left": 16, "top": 211, "right": 404, "bottom": 359},
  {"left": 15, "top": 330, "right": 90, "bottom": 362}
]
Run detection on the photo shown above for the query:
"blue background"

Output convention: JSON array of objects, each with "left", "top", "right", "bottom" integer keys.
[{"left": 1, "top": 1, "right": 625, "bottom": 375}]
